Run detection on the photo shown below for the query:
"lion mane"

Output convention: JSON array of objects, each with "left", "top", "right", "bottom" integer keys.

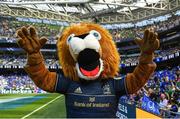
[{"left": 57, "top": 23, "right": 120, "bottom": 81}]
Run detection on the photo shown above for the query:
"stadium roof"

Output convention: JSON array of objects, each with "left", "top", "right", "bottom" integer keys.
[{"left": 0, "top": 0, "right": 180, "bottom": 23}]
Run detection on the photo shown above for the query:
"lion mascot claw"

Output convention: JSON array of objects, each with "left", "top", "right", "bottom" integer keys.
[{"left": 17, "top": 23, "right": 159, "bottom": 118}]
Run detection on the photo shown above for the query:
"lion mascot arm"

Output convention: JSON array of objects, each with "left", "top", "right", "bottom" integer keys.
[
  {"left": 16, "top": 26, "right": 56, "bottom": 92},
  {"left": 125, "top": 29, "right": 160, "bottom": 94}
]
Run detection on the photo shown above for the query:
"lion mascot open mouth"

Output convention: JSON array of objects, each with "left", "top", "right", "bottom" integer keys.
[
  {"left": 16, "top": 22, "right": 159, "bottom": 118},
  {"left": 57, "top": 23, "right": 119, "bottom": 81}
]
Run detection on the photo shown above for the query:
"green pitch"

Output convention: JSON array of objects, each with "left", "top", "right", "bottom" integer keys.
[{"left": 0, "top": 93, "right": 66, "bottom": 118}]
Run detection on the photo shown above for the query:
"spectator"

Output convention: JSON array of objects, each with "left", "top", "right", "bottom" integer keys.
[
  {"left": 148, "top": 88, "right": 158, "bottom": 102},
  {"left": 159, "top": 93, "right": 169, "bottom": 108},
  {"left": 160, "top": 76, "right": 171, "bottom": 93}
]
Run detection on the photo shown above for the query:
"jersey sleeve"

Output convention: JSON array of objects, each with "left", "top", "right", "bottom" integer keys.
[
  {"left": 113, "top": 76, "right": 128, "bottom": 96},
  {"left": 55, "top": 73, "right": 71, "bottom": 94}
]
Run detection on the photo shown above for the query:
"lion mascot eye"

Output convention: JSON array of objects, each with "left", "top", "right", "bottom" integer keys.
[
  {"left": 67, "top": 34, "right": 75, "bottom": 45},
  {"left": 89, "top": 30, "right": 101, "bottom": 40}
]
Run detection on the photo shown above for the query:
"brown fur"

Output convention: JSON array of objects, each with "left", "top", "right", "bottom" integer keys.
[{"left": 57, "top": 23, "right": 120, "bottom": 81}]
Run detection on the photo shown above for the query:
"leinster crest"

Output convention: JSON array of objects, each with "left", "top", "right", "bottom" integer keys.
[{"left": 102, "top": 83, "right": 111, "bottom": 95}]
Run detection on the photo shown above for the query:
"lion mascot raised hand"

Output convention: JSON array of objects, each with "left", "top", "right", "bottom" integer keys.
[{"left": 16, "top": 23, "right": 159, "bottom": 118}]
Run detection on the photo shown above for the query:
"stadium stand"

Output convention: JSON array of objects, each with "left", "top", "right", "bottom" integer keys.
[
  {"left": 122, "top": 66, "right": 180, "bottom": 118},
  {"left": 0, "top": 14, "right": 180, "bottom": 44},
  {"left": 0, "top": 16, "right": 63, "bottom": 44},
  {"left": 0, "top": 47, "right": 179, "bottom": 68},
  {"left": 110, "top": 15, "right": 180, "bottom": 42}
]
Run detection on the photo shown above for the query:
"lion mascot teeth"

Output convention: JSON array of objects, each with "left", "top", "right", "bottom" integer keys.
[{"left": 16, "top": 22, "right": 159, "bottom": 118}]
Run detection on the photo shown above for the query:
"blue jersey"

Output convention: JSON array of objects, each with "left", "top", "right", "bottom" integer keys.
[{"left": 55, "top": 73, "right": 128, "bottom": 118}]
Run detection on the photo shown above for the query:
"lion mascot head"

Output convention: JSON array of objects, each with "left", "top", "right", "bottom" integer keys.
[{"left": 57, "top": 23, "right": 120, "bottom": 81}]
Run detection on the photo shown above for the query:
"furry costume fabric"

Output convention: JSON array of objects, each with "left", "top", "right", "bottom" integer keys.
[{"left": 17, "top": 23, "right": 159, "bottom": 117}]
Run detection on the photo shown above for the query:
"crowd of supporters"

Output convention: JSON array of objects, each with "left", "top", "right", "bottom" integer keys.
[
  {"left": 111, "top": 15, "right": 180, "bottom": 42},
  {"left": 0, "top": 73, "right": 46, "bottom": 94},
  {"left": 121, "top": 47, "right": 179, "bottom": 64},
  {"left": 120, "top": 66, "right": 180, "bottom": 118},
  {"left": 0, "top": 74, "right": 36, "bottom": 93},
  {"left": 0, "top": 15, "right": 180, "bottom": 44},
  {"left": 0, "top": 18, "right": 63, "bottom": 44},
  {"left": 0, "top": 55, "right": 59, "bottom": 68},
  {"left": 0, "top": 46, "right": 179, "bottom": 68}
]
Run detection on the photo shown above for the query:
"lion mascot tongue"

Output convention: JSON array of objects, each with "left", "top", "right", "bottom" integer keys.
[{"left": 17, "top": 23, "right": 159, "bottom": 118}]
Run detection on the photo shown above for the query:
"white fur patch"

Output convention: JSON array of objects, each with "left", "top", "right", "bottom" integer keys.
[{"left": 68, "top": 32, "right": 101, "bottom": 56}]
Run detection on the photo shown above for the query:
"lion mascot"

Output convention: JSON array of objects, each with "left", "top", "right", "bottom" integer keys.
[{"left": 16, "top": 23, "right": 159, "bottom": 118}]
